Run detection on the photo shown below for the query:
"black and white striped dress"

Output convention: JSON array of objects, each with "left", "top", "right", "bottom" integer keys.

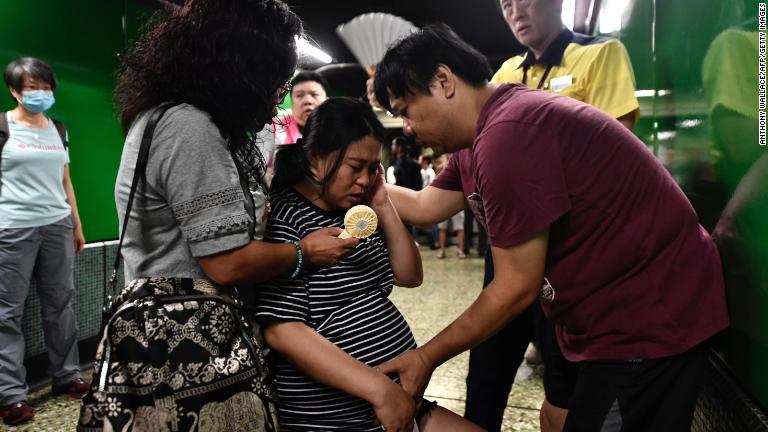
[{"left": 255, "top": 188, "right": 417, "bottom": 431}]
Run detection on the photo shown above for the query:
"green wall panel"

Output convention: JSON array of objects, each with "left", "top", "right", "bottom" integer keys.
[
  {"left": 599, "top": 0, "right": 767, "bottom": 410},
  {"left": 0, "top": 0, "right": 147, "bottom": 241}
]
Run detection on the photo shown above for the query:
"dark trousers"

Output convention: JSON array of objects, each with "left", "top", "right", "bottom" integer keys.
[
  {"left": 463, "top": 209, "right": 488, "bottom": 255},
  {"left": 464, "top": 250, "right": 533, "bottom": 432}
]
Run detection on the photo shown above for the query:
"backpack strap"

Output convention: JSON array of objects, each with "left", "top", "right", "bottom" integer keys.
[
  {"left": 0, "top": 113, "right": 8, "bottom": 195},
  {"left": 51, "top": 118, "right": 68, "bottom": 149},
  {"left": 0, "top": 114, "right": 68, "bottom": 196},
  {"left": 0, "top": 114, "right": 67, "bottom": 150},
  {"left": 0, "top": 112, "right": 8, "bottom": 149}
]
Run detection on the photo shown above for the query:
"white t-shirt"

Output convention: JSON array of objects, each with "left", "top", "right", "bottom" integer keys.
[{"left": 421, "top": 166, "right": 435, "bottom": 188}]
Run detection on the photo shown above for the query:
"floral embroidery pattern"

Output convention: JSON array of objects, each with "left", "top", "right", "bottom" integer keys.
[
  {"left": 77, "top": 278, "right": 278, "bottom": 432},
  {"left": 183, "top": 213, "right": 252, "bottom": 243},
  {"left": 172, "top": 187, "right": 244, "bottom": 219}
]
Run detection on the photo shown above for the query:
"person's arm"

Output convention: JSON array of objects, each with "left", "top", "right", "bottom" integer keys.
[
  {"left": 144, "top": 108, "right": 359, "bottom": 286},
  {"left": 386, "top": 184, "right": 466, "bottom": 226},
  {"left": 585, "top": 40, "right": 640, "bottom": 131},
  {"left": 369, "top": 167, "right": 422, "bottom": 287},
  {"left": 62, "top": 165, "right": 85, "bottom": 255},
  {"left": 197, "top": 227, "right": 358, "bottom": 286},
  {"left": 264, "top": 321, "right": 415, "bottom": 430},
  {"left": 378, "top": 229, "right": 548, "bottom": 397},
  {"left": 617, "top": 112, "right": 636, "bottom": 130}
]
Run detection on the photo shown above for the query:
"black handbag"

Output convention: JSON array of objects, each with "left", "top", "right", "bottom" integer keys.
[{"left": 78, "top": 103, "right": 280, "bottom": 432}]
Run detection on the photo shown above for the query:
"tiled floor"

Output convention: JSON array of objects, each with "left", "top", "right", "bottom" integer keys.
[
  {"left": 390, "top": 246, "right": 544, "bottom": 432},
  {"left": 7, "top": 246, "right": 543, "bottom": 431}
]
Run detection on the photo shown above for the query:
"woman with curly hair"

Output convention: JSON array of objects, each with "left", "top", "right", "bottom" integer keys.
[{"left": 77, "top": 0, "right": 357, "bottom": 430}]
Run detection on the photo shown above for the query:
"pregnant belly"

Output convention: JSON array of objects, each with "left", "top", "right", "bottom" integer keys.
[{"left": 315, "top": 291, "right": 417, "bottom": 366}]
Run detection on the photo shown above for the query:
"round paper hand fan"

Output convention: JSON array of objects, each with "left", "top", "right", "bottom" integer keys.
[{"left": 339, "top": 205, "right": 378, "bottom": 239}]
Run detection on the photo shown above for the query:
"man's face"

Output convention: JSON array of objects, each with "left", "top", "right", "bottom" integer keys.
[
  {"left": 291, "top": 80, "right": 327, "bottom": 127},
  {"left": 499, "top": 0, "right": 562, "bottom": 51},
  {"left": 389, "top": 87, "right": 462, "bottom": 155}
]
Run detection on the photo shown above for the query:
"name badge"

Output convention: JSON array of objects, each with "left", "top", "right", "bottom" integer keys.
[{"left": 550, "top": 75, "right": 573, "bottom": 93}]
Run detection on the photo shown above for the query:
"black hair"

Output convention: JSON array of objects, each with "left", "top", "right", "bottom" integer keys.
[
  {"left": 374, "top": 23, "right": 493, "bottom": 112},
  {"left": 4, "top": 57, "right": 57, "bottom": 102},
  {"left": 420, "top": 154, "right": 433, "bottom": 164},
  {"left": 290, "top": 70, "right": 329, "bottom": 94},
  {"left": 272, "top": 97, "right": 386, "bottom": 191},
  {"left": 115, "top": 0, "right": 302, "bottom": 192}
]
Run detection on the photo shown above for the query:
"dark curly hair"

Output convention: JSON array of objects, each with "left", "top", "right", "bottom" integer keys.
[{"left": 116, "top": 0, "right": 302, "bottom": 190}]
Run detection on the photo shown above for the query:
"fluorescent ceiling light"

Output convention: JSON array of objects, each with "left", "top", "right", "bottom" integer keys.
[
  {"left": 599, "top": 0, "right": 631, "bottom": 34},
  {"left": 562, "top": 0, "right": 575, "bottom": 30},
  {"left": 296, "top": 36, "right": 333, "bottom": 64},
  {"left": 634, "top": 89, "right": 673, "bottom": 98}
]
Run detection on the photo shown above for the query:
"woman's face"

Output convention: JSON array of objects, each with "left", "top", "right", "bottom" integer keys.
[
  {"left": 9, "top": 75, "right": 52, "bottom": 104},
  {"left": 313, "top": 135, "right": 382, "bottom": 210}
]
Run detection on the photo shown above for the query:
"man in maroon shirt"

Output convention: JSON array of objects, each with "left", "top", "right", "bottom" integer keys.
[{"left": 373, "top": 24, "right": 729, "bottom": 431}]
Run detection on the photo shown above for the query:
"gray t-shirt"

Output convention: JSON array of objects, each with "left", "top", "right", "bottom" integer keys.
[{"left": 115, "top": 103, "right": 267, "bottom": 281}]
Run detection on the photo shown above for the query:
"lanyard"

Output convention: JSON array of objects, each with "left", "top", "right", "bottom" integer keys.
[{"left": 522, "top": 64, "right": 554, "bottom": 90}]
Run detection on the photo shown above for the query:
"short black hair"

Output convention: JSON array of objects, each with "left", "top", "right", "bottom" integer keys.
[
  {"left": 291, "top": 71, "right": 328, "bottom": 94},
  {"left": 374, "top": 23, "right": 492, "bottom": 112},
  {"left": 4, "top": 57, "right": 57, "bottom": 100}
]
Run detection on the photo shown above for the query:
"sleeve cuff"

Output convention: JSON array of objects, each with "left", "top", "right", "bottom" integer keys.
[{"left": 189, "top": 230, "right": 251, "bottom": 257}]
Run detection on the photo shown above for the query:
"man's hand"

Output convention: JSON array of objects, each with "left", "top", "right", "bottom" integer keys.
[{"left": 377, "top": 348, "right": 435, "bottom": 398}]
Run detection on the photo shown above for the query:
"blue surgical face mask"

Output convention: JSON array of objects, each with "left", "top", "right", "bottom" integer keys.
[{"left": 20, "top": 90, "right": 55, "bottom": 113}]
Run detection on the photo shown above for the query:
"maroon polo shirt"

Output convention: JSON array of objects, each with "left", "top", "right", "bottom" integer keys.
[{"left": 432, "top": 84, "right": 729, "bottom": 361}]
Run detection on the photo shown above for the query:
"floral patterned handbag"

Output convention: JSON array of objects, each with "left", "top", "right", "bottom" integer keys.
[{"left": 77, "top": 103, "right": 280, "bottom": 431}]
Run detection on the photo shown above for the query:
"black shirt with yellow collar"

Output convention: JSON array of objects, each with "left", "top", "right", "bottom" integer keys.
[{"left": 492, "top": 28, "right": 640, "bottom": 123}]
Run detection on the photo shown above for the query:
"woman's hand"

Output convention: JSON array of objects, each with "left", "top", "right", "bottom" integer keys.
[
  {"left": 370, "top": 378, "right": 416, "bottom": 432},
  {"left": 73, "top": 226, "right": 85, "bottom": 255},
  {"left": 300, "top": 227, "right": 358, "bottom": 267}
]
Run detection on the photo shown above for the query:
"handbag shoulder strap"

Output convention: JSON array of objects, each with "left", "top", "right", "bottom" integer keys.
[{"left": 108, "top": 102, "right": 180, "bottom": 291}]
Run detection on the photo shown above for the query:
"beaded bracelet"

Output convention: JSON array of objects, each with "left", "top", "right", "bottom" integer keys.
[{"left": 288, "top": 240, "right": 303, "bottom": 278}]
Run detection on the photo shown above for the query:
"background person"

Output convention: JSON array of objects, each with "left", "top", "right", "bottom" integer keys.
[
  {"left": 435, "top": 155, "right": 465, "bottom": 259},
  {"left": 262, "top": 71, "right": 329, "bottom": 182},
  {"left": 418, "top": 154, "right": 439, "bottom": 249},
  {"left": 275, "top": 71, "right": 329, "bottom": 146},
  {"left": 0, "top": 57, "right": 88, "bottom": 426}
]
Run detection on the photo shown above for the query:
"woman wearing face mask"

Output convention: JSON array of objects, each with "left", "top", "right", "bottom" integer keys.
[
  {"left": 256, "top": 97, "right": 484, "bottom": 432},
  {"left": 0, "top": 57, "right": 88, "bottom": 426}
]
